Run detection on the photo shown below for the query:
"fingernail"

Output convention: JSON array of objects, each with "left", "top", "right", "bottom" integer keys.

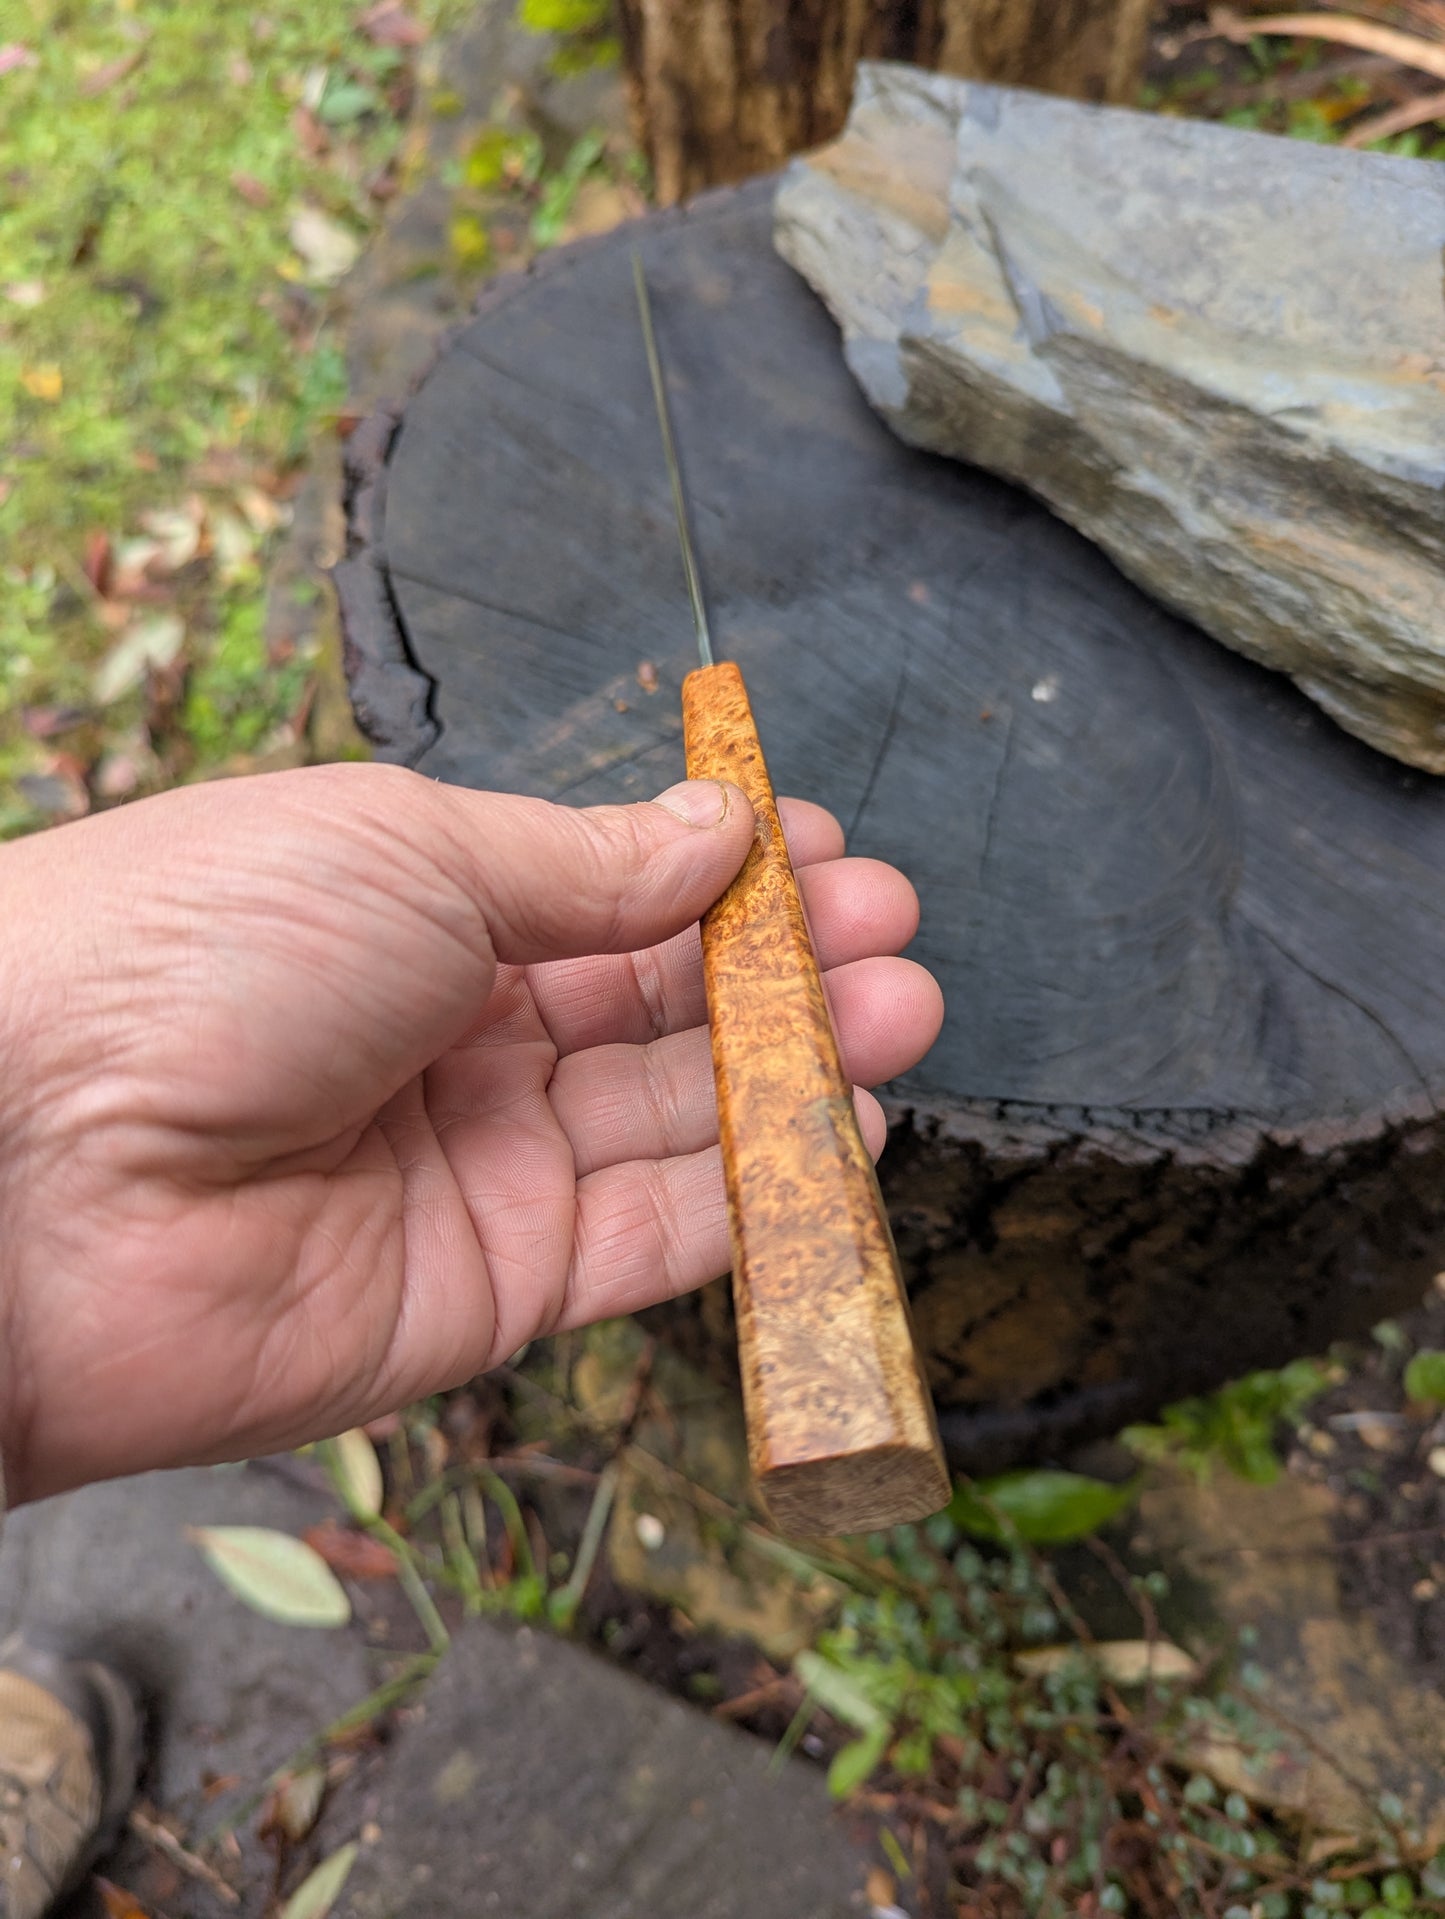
[{"left": 652, "top": 779, "right": 729, "bottom": 828}]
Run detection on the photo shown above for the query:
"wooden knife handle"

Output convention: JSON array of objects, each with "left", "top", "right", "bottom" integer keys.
[{"left": 682, "top": 661, "right": 949, "bottom": 1537}]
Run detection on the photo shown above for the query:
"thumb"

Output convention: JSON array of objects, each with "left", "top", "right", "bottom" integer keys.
[{"left": 440, "top": 777, "right": 755, "bottom": 965}]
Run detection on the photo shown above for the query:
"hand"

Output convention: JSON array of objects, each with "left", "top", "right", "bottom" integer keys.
[{"left": 0, "top": 764, "right": 942, "bottom": 1502}]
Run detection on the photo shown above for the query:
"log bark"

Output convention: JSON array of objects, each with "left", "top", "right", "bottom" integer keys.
[
  {"left": 336, "top": 185, "right": 1445, "bottom": 1473},
  {"left": 614, "top": 0, "right": 1154, "bottom": 204}
]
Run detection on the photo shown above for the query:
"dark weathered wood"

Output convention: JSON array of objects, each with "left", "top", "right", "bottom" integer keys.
[
  {"left": 614, "top": 1, "right": 1154, "bottom": 204},
  {"left": 337, "top": 183, "right": 1445, "bottom": 1472}
]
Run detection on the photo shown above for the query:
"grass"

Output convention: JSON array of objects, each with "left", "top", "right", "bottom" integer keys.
[{"left": 0, "top": 0, "right": 474, "bottom": 833}]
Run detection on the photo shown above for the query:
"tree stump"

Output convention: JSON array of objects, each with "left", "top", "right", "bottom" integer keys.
[
  {"left": 337, "top": 184, "right": 1445, "bottom": 1473},
  {"left": 616, "top": 0, "right": 1154, "bottom": 203}
]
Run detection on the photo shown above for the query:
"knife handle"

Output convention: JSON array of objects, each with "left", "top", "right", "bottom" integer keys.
[{"left": 682, "top": 661, "right": 949, "bottom": 1538}]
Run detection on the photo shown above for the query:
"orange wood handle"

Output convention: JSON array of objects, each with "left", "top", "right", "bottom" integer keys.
[{"left": 682, "top": 660, "right": 949, "bottom": 1537}]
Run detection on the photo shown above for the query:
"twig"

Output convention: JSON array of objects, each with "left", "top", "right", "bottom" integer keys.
[
  {"left": 1206, "top": 8, "right": 1445, "bottom": 83},
  {"left": 129, "top": 1806, "right": 240, "bottom": 1907},
  {"left": 1343, "top": 83, "right": 1445, "bottom": 142},
  {"left": 713, "top": 1674, "right": 795, "bottom": 1721}
]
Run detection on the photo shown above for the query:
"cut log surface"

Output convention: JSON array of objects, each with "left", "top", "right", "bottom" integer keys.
[{"left": 337, "top": 181, "right": 1445, "bottom": 1472}]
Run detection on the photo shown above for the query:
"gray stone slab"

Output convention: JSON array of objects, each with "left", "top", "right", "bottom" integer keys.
[
  {"left": 0, "top": 1469, "right": 871, "bottom": 1917},
  {"left": 338, "top": 1620, "right": 870, "bottom": 1919},
  {"left": 776, "top": 64, "right": 1445, "bottom": 771}
]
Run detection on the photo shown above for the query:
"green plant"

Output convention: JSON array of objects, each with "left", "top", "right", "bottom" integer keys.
[
  {"left": 1403, "top": 1350, "right": 1445, "bottom": 1406},
  {"left": 1124, "top": 1359, "right": 1330, "bottom": 1485},
  {"left": 949, "top": 1469, "right": 1142, "bottom": 1545},
  {"left": 787, "top": 1508, "right": 1430, "bottom": 1915}
]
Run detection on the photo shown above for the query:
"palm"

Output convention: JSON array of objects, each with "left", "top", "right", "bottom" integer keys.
[{"left": 0, "top": 766, "right": 940, "bottom": 1501}]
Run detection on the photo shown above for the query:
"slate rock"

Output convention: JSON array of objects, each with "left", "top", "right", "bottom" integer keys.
[
  {"left": 337, "top": 1619, "right": 869, "bottom": 1919},
  {"left": 775, "top": 64, "right": 1445, "bottom": 771}
]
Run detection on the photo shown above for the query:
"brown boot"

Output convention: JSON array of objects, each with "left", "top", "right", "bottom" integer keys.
[{"left": 0, "top": 1636, "right": 140, "bottom": 1919}]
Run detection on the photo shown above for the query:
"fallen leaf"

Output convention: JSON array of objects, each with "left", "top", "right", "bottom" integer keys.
[
  {"left": 279, "top": 1841, "right": 358, "bottom": 1919},
  {"left": 84, "top": 529, "right": 112, "bottom": 596},
  {"left": 188, "top": 1526, "right": 352, "bottom": 1627},
  {"left": 261, "top": 1763, "right": 327, "bottom": 1844},
  {"left": 209, "top": 509, "right": 257, "bottom": 580},
  {"left": 21, "top": 704, "right": 87, "bottom": 739},
  {"left": 137, "top": 504, "right": 202, "bottom": 572},
  {"left": 79, "top": 49, "right": 144, "bottom": 95},
  {"left": 93, "top": 750, "right": 145, "bottom": 800},
  {"left": 288, "top": 207, "right": 360, "bottom": 286},
  {"left": 326, "top": 1429, "right": 384, "bottom": 1520},
  {"left": 3, "top": 280, "right": 45, "bottom": 306},
  {"left": 865, "top": 1867, "right": 896, "bottom": 1909},
  {"left": 18, "top": 760, "right": 89, "bottom": 821},
  {"left": 108, "top": 536, "right": 164, "bottom": 597},
  {"left": 358, "top": 0, "right": 427, "bottom": 45},
  {"left": 20, "top": 364, "right": 62, "bottom": 402},
  {"left": 92, "top": 613, "right": 185, "bottom": 705},
  {"left": 95, "top": 1879, "right": 151, "bottom": 1918},
  {"left": 292, "top": 103, "right": 330, "bottom": 160},
  {"left": 0, "top": 44, "right": 38, "bottom": 76},
  {"left": 1014, "top": 1639, "right": 1200, "bottom": 1686},
  {"left": 231, "top": 171, "right": 271, "bottom": 208},
  {"left": 236, "top": 485, "right": 284, "bottom": 534}
]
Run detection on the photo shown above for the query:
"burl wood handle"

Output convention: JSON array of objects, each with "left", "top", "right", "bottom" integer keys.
[{"left": 682, "top": 661, "right": 950, "bottom": 1537}]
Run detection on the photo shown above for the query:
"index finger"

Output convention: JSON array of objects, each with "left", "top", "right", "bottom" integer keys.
[{"left": 777, "top": 796, "right": 845, "bottom": 868}]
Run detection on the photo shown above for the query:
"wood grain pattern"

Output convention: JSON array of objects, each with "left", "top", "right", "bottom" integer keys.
[{"left": 683, "top": 660, "right": 949, "bottom": 1536}]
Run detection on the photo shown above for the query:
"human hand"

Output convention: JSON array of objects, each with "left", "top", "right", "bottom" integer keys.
[{"left": 0, "top": 764, "right": 942, "bottom": 1502}]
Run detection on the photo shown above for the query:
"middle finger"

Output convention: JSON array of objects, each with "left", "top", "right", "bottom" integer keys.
[{"left": 531, "top": 854, "right": 920, "bottom": 1055}]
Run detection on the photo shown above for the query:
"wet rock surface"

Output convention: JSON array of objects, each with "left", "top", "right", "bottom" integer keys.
[
  {"left": 336, "top": 1619, "right": 867, "bottom": 1919},
  {"left": 775, "top": 64, "right": 1445, "bottom": 771}
]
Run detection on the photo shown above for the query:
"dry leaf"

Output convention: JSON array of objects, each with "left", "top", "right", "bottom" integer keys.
[
  {"left": 326, "top": 1429, "right": 384, "bottom": 1520},
  {"left": 231, "top": 171, "right": 271, "bottom": 208},
  {"left": 1014, "top": 1639, "right": 1200, "bottom": 1685},
  {"left": 95, "top": 1879, "right": 151, "bottom": 1919},
  {"left": 261, "top": 1763, "right": 328, "bottom": 1844},
  {"left": 289, "top": 207, "right": 360, "bottom": 285},
  {"left": 20, "top": 364, "right": 62, "bottom": 401},
  {"left": 358, "top": 0, "right": 427, "bottom": 46},
  {"left": 188, "top": 1526, "right": 352, "bottom": 1628},
  {"left": 79, "top": 50, "right": 144, "bottom": 95},
  {"left": 279, "top": 1842, "right": 358, "bottom": 1919},
  {"left": 138, "top": 504, "right": 202, "bottom": 572},
  {"left": 4, "top": 280, "right": 45, "bottom": 306},
  {"left": 92, "top": 613, "right": 184, "bottom": 705},
  {"left": 18, "top": 759, "right": 90, "bottom": 821}
]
